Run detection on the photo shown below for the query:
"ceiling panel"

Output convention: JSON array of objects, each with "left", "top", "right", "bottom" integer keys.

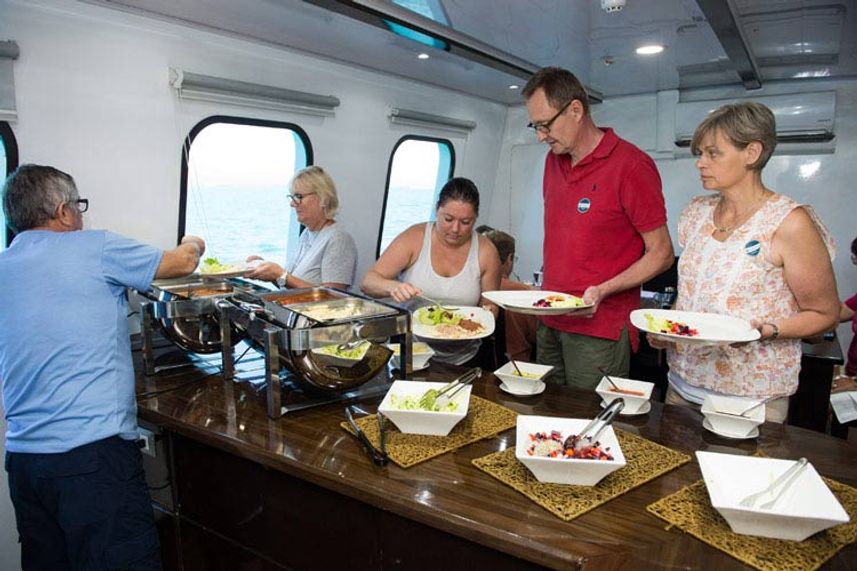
[{"left": 82, "top": 0, "right": 857, "bottom": 103}]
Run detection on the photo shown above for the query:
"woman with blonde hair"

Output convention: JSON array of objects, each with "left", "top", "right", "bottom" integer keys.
[
  {"left": 246, "top": 166, "right": 357, "bottom": 290},
  {"left": 652, "top": 101, "right": 839, "bottom": 423}
]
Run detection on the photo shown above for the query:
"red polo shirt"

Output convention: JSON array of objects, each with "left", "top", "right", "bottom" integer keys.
[{"left": 541, "top": 128, "right": 666, "bottom": 348}]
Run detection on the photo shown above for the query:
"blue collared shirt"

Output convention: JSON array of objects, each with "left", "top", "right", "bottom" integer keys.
[{"left": 0, "top": 230, "right": 162, "bottom": 453}]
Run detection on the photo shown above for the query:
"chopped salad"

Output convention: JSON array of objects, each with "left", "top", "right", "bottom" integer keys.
[
  {"left": 532, "top": 294, "right": 586, "bottom": 309},
  {"left": 199, "top": 257, "right": 240, "bottom": 275},
  {"left": 527, "top": 430, "right": 614, "bottom": 461},
  {"left": 644, "top": 312, "right": 699, "bottom": 337},
  {"left": 389, "top": 393, "right": 459, "bottom": 412}
]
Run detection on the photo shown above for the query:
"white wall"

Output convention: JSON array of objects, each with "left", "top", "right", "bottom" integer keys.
[
  {"left": 489, "top": 81, "right": 857, "bottom": 359},
  {"left": 0, "top": 0, "right": 510, "bottom": 566}
]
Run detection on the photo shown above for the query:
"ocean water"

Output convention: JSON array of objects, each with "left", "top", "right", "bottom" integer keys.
[
  {"left": 184, "top": 184, "right": 435, "bottom": 264},
  {"left": 184, "top": 185, "right": 291, "bottom": 264}
]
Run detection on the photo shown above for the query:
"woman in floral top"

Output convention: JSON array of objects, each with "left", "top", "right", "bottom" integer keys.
[{"left": 653, "top": 102, "right": 840, "bottom": 423}]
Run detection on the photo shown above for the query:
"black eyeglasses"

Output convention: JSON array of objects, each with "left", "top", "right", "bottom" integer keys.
[
  {"left": 527, "top": 100, "right": 573, "bottom": 134},
  {"left": 71, "top": 198, "right": 89, "bottom": 213},
  {"left": 287, "top": 192, "right": 316, "bottom": 204}
]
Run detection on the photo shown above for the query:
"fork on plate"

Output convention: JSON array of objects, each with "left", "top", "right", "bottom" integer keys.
[{"left": 416, "top": 295, "right": 459, "bottom": 312}]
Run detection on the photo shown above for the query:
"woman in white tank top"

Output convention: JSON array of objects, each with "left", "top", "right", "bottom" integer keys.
[{"left": 361, "top": 178, "right": 501, "bottom": 365}]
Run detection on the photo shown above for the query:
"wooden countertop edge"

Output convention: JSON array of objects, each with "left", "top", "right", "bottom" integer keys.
[{"left": 138, "top": 406, "right": 624, "bottom": 570}]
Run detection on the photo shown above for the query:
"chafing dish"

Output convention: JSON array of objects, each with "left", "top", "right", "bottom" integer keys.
[
  {"left": 218, "top": 287, "right": 413, "bottom": 418},
  {"left": 135, "top": 276, "right": 268, "bottom": 374}
]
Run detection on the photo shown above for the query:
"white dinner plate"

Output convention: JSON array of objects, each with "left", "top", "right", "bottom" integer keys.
[
  {"left": 500, "top": 381, "right": 546, "bottom": 396},
  {"left": 412, "top": 306, "right": 495, "bottom": 341},
  {"left": 630, "top": 309, "right": 760, "bottom": 345},
  {"left": 481, "top": 290, "right": 593, "bottom": 316},
  {"left": 197, "top": 262, "right": 250, "bottom": 279},
  {"left": 702, "top": 418, "right": 760, "bottom": 440}
]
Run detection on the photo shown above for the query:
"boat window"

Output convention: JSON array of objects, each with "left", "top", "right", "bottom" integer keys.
[
  {"left": 179, "top": 116, "right": 312, "bottom": 266},
  {"left": 0, "top": 121, "right": 19, "bottom": 249},
  {"left": 376, "top": 136, "right": 454, "bottom": 257},
  {"left": 384, "top": 0, "right": 450, "bottom": 50}
]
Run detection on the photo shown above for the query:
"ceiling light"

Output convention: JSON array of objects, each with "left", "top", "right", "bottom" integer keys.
[
  {"left": 508, "top": 84, "right": 519, "bottom": 90},
  {"left": 636, "top": 45, "right": 664, "bottom": 55},
  {"left": 417, "top": 52, "right": 430, "bottom": 60}
]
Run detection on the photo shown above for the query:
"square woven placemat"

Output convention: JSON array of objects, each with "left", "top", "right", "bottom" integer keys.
[
  {"left": 340, "top": 396, "right": 517, "bottom": 468},
  {"left": 472, "top": 429, "right": 691, "bottom": 521},
  {"left": 646, "top": 478, "right": 857, "bottom": 571}
]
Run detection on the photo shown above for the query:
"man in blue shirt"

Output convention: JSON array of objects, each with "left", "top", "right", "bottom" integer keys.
[{"left": 0, "top": 165, "right": 205, "bottom": 570}]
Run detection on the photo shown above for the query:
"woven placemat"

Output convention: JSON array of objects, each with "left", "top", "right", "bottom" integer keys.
[
  {"left": 471, "top": 429, "right": 691, "bottom": 521},
  {"left": 340, "top": 396, "right": 517, "bottom": 468},
  {"left": 646, "top": 479, "right": 857, "bottom": 571}
]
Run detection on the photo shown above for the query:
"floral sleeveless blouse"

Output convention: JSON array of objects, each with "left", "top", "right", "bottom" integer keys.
[{"left": 667, "top": 193, "right": 834, "bottom": 398}]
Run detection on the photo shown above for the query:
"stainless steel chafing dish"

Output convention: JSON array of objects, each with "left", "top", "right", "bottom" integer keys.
[
  {"left": 218, "top": 287, "right": 413, "bottom": 418},
  {"left": 135, "top": 276, "right": 269, "bottom": 374}
]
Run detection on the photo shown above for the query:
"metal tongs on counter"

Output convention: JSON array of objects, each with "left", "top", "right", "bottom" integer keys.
[
  {"left": 419, "top": 367, "right": 481, "bottom": 410},
  {"left": 344, "top": 406, "right": 388, "bottom": 467},
  {"left": 567, "top": 399, "right": 624, "bottom": 454}
]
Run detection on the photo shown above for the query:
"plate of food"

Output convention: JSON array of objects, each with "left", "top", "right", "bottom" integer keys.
[
  {"left": 630, "top": 309, "right": 760, "bottom": 345},
  {"left": 481, "top": 290, "right": 593, "bottom": 316},
  {"left": 197, "top": 257, "right": 249, "bottom": 278},
  {"left": 411, "top": 306, "right": 495, "bottom": 340}
]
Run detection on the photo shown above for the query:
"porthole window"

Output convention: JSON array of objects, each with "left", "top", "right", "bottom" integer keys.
[
  {"left": 179, "top": 116, "right": 312, "bottom": 265},
  {"left": 0, "top": 122, "right": 19, "bottom": 249},
  {"left": 376, "top": 136, "right": 454, "bottom": 257}
]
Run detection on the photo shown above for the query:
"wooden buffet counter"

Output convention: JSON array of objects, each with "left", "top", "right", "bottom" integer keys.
[{"left": 135, "top": 349, "right": 857, "bottom": 570}]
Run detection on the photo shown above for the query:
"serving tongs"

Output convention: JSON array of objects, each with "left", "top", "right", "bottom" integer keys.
[
  {"left": 418, "top": 367, "right": 481, "bottom": 409},
  {"left": 568, "top": 399, "right": 625, "bottom": 453},
  {"left": 344, "top": 406, "right": 388, "bottom": 467}
]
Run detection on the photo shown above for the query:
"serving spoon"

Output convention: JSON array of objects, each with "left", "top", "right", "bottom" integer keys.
[{"left": 505, "top": 352, "right": 524, "bottom": 376}]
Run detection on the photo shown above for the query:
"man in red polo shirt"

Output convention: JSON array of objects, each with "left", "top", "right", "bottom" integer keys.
[{"left": 522, "top": 67, "right": 674, "bottom": 389}]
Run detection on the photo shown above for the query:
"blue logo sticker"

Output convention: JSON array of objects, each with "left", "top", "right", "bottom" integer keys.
[
  {"left": 577, "top": 198, "right": 591, "bottom": 214},
  {"left": 744, "top": 239, "right": 761, "bottom": 257}
]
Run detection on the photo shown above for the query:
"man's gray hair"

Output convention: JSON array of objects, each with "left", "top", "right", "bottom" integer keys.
[{"left": 2, "top": 164, "right": 79, "bottom": 232}]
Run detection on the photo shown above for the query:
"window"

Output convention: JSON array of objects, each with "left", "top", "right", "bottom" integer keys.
[
  {"left": 0, "top": 122, "right": 19, "bottom": 249},
  {"left": 376, "top": 136, "right": 454, "bottom": 257},
  {"left": 179, "top": 116, "right": 312, "bottom": 265},
  {"left": 384, "top": 0, "right": 450, "bottom": 50}
]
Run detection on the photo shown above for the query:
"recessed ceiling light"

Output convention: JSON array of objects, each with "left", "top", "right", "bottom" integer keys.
[
  {"left": 417, "top": 53, "right": 430, "bottom": 60},
  {"left": 636, "top": 45, "right": 664, "bottom": 55},
  {"left": 508, "top": 84, "right": 519, "bottom": 90}
]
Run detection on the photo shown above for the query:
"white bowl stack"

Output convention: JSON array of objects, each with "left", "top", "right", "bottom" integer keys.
[
  {"left": 387, "top": 342, "right": 435, "bottom": 371},
  {"left": 494, "top": 361, "right": 553, "bottom": 394},
  {"left": 701, "top": 394, "right": 765, "bottom": 438},
  {"left": 594, "top": 376, "right": 654, "bottom": 414}
]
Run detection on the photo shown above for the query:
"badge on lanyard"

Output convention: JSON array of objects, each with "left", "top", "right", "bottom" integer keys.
[
  {"left": 577, "top": 198, "right": 591, "bottom": 214},
  {"left": 744, "top": 239, "right": 761, "bottom": 257}
]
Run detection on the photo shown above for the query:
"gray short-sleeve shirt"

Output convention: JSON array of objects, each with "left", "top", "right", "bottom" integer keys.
[{"left": 286, "top": 223, "right": 357, "bottom": 286}]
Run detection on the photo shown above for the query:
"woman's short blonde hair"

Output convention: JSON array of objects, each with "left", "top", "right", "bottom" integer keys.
[
  {"left": 291, "top": 165, "right": 339, "bottom": 219},
  {"left": 690, "top": 101, "right": 777, "bottom": 172}
]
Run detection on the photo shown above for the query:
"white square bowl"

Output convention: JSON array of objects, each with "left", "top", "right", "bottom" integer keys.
[
  {"left": 594, "top": 376, "right": 654, "bottom": 414},
  {"left": 515, "top": 415, "right": 626, "bottom": 486},
  {"left": 696, "top": 451, "right": 849, "bottom": 541},
  {"left": 701, "top": 394, "right": 765, "bottom": 438},
  {"left": 494, "top": 361, "right": 554, "bottom": 393},
  {"left": 377, "top": 380, "right": 470, "bottom": 436},
  {"left": 386, "top": 342, "right": 435, "bottom": 371}
]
